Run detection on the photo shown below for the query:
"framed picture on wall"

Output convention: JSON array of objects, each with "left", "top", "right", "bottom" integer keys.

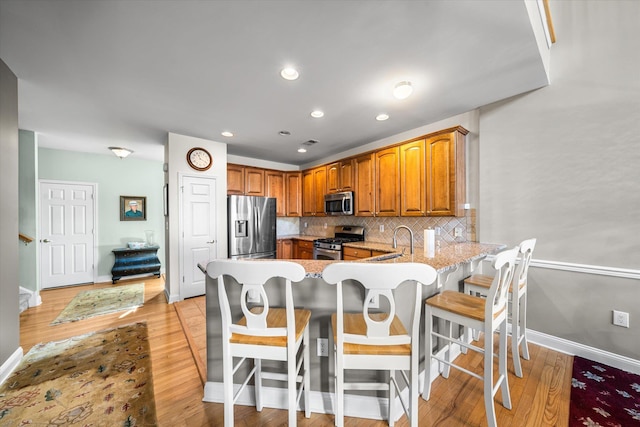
[{"left": 120, "top": 196, "right": 147, "bottom": 221}]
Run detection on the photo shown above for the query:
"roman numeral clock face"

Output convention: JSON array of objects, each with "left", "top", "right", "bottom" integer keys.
[{"left": 186, "top": 147, "right": 212, "bottom": 171}]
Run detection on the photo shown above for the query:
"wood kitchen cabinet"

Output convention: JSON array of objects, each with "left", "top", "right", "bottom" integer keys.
[
  {"left": 285, "top": 171, "right": 302, "bottom": 217},
  {"left": 375, "top": 146, "right": 400, "bottom": 216},
  {"left": 354, "top": 153, "right": 375, "bottom": 216},
  {"left": 265, "top": 170, "right": 285, "bottom": 216},
  {"left": 227, "top": 164, "right": 265, "bottom": 196},
  {"left": 400, "top": 139, "right": 426, "bottom": 216},
  {"left": 342, "top": 246, "right": 372, "bottom": 260},
  {"left": 327, "top": 159, "right": 354, "bottom": 193},
  {"left": 277, "top": 239, "right": 293, "bottom": 259},
  {"left": 293, "top": 239, "right": 314, "bottom": 259},
  {"left": 425, "top": 126, "right": 467, "bottom": 216},
  {"left": 302, "top": 166, "right": 326, "bottom": 216}
]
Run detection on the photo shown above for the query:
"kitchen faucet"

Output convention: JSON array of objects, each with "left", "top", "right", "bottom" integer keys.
[{"left": 392, "top": 225, "right": 414, "bottom": 254}]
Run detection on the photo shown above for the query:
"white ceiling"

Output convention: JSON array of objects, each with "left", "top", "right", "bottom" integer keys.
[{"left": 0, "top": 0, "right": 549, "bottom": 165}]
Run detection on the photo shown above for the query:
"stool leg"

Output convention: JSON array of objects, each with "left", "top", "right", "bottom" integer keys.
[
  {"left": 222, "top": 350, "right": 234, "bottom": 427},
  {"left": 422, "top": 306, "right": 434, "bottom": 400},
  {"left": 520, "top": 291, "right": 530, "bottom": 360},
  {"left": 511, "top": 293, "right": 523, "bottom": 378},
  {"left": 389, "top": 370, "right": 395, "bottom": 427},
  {"left": 411, "top": 342, "right": 419, "bottom": 427},
  {"left": 442, "top": 320, "right": 452, "bottom": 379},
  {"left": 499, "top": 318, "right": 512, "bottom": 410},
  {"left": 288, "top": 344, "right": 297, "bottom": 426},
  {"left": 303, "top": 324, "right": 311, "bottom": 418},
  {"left": 483, "top": 325, "right": 497, "bottom": 427},
  {"left": 335, "top": 349, "right": 344, "bottom": 427},
  {"left": 255, "top": 358, "right": 263, "bottom": 411}
]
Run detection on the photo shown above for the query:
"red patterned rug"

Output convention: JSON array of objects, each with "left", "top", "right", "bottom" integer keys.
[{"left": 570, "top": 355, "right": 640, "bottom": 426}]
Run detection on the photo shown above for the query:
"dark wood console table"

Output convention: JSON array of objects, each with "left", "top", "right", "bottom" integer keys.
[{"left": 111, "top": 245, "right": 161, "bottom": 284}]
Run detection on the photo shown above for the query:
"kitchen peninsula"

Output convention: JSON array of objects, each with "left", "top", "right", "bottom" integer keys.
[{"left": 202, "top": 241, "right": 505, "bottom": 419}]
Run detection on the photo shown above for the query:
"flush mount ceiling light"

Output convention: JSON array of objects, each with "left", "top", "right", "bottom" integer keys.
[
  {"left": 221, "top": 131, "right": 233, "bottom": 137},
  {"left": 280, "top": 67, "right": 299, "bottom": 81},
  {"left": 376, "top": 113, "right": 389, "bottom": 121},
  {"left": 393, "top": 81, "right": 413, "bottom": 99},
  {"left": 109, "top": 146, "right": 133, "bottom": 159},
  {"left": 297, "top": 147, "right": 307, "bottom": 153},
  {"left": 310, "top": 110, "right": 324, "bottom": 118}
]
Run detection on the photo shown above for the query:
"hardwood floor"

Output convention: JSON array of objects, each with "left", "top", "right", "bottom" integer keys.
[{"left": 20, "top": 278, "right": 572, "bottom": 426}]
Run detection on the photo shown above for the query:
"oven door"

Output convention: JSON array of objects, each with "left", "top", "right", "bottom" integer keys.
[{"left": 313, "top": 246, "right": 341, "bottom": 260}]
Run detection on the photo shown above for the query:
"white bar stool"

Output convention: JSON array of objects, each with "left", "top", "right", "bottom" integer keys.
[{"left": 207, "top": 259, "right": 310, "bottom": 427}]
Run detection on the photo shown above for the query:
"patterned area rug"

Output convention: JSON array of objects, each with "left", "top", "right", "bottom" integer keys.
[
  {"left": 570, "top": 355, "right": 640, "bottom": 426},
  {"left": 0, "top": 322, "right": 157, "bottom": 426},
  {"left": 51, "top": 283, "right": 145, "bottom": 325}
]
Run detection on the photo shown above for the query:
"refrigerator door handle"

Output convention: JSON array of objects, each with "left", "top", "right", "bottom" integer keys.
[{"left": 254, "top": 206, "right": 260, "bottom": 244}]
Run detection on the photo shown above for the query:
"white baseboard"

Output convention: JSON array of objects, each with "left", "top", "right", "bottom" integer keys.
[
  {"left": 527, "top": 328, "right": 640, "bottom": 375},
  {"left": 0, "top": 347, "right": 23, "bottom": 386}
]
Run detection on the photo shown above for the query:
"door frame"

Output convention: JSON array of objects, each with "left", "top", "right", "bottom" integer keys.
[
  {"left": 178, "top": 173, "right": 220, "bottom": 300},
  {"left": 38, "top": 179, "right": 98, "bottom": 288}
]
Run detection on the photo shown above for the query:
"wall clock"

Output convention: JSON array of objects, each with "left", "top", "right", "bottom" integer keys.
[{"left": 186, "top": 147, "right": 212, "bottom": 171}]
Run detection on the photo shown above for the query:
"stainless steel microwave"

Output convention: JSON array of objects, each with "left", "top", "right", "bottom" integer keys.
[{"left": 324, "top": 191, "right": 354, "bottom": 215}]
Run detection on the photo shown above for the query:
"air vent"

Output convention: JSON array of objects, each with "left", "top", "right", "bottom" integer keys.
[{"left": 302, "top": 139, "right": 319, "bottom": 146}]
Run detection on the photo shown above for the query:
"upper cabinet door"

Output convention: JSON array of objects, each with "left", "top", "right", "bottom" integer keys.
[
  {"left": 313, "top": 166, "right": 327, "bottom": 216},
  {"left": 425, "top": 127, "right": 467, "bottom": 216},
  {"left": 302, "top": 169, "right": 315, "bottom": 216},
  {"left": 285, "top": 172, "right": 302, "bottom": 217},
  {"left": 400, "top": 139, "right": 426, "bottom": 216},
  {"left": 326, "top": 162, "right": 341, "bottom": 193},
  {"left": 244, "top": 167, "right": 265, "bottom": 196},
  {"left": 354, "top": 153, "right": 375, "bottom": 216},
  {"left": 375, "top": 146, "right": 400, "bottom": 216},
  {"left": 340, "top": 159, "right": 354, "bottom": 191},
  {"left": 227, "top": 164, "right": 245, "bottom": 195},
  {"left": 265, "top": 170, "right": 285, "bottom": 216}
]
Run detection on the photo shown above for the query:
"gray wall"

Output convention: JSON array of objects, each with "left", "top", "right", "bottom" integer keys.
[
  {"left": 19, "top": 130, "right": 38, "bottom": 292},
  {"left": 0, "top": 58, "right": 20, "bottom": 369},
  {"left": 478, "top": 1, "right": 640, "bottom": 359},
  {"left": 38, "top": 148, "right": 165, "bottom": 280}
]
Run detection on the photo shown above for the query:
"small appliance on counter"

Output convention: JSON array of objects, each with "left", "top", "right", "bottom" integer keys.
[
  {"left": 228, "top": 195, "right": 277, "bottom": 259},
  {"left": 313, "top": 225, "right": 365, "bottom": 260}
]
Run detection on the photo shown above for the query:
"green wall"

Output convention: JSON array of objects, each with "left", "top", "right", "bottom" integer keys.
[{"left": 39, "top": 148, "right": 165, "bottom": 280}]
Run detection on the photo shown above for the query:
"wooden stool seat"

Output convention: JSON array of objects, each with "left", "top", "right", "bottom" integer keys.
[
  {"left": 426, "top": 290, "right": 505, "bottom": 322},
  {"left": 233, "top": 308, "right": 312, "bottom": 346},
  {"left": 331, "top": 313, "right": 411, "bottom": 355}
]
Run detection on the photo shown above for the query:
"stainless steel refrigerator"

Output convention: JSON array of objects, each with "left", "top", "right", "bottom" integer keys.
[{"left": 228, "top": 195, "right": 277, "bottom": 259}]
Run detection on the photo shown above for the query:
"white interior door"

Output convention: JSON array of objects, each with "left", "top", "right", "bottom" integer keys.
[
  {"left": 181, "top": 175, "right": 217, "bottom": 299},
  {"left": 40, "top": 181, "right": 95, "bottom": 288}
]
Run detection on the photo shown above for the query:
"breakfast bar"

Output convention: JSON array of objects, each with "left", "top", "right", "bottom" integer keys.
[{"left": 202, "top": 241, "right": 505, "bottom": 419}]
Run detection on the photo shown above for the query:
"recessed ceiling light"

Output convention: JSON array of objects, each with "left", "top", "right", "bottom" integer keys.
[
  {"left": 310, "top": 110, "right": 324, "bottom": 118},
  {"left": 393, "top": 81, "right": 413, "bottom": 99},
  {"left": 376, "top": 113, "right": 389, "bottom": 121},
  {"left": 221, "top": 131, "right": 233, "bottom": 137},
  {"left": 280, "top": 67, "right": 299, "bottom": 81},
  {"left": 297, "top": 147, "right": 307, "bottom": 153},
  {"left": 279, "top": 130, "right": 291, "bottom": 136}
]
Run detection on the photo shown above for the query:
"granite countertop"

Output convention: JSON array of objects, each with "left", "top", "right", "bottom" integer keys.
[{"left": 276, "top": 235, "right": 323, "bottom": 242}]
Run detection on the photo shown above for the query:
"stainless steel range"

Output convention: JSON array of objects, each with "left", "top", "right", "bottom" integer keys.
[{"left": 313, "top": 225, "right": 365, "bottom": 260}]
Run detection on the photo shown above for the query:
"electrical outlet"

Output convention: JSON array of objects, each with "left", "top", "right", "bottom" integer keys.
[
  {"left": 317, "top": 338, "right": 328, "bottom": 357},
  {"left": 304, "top": 222, "right": 308, "bottom": 228},
  {"left": 379, "top": 224, "right": 384, "bottom": 232},
  {"left": 454, "top": 227, "right": 463, "bottom": 237},
  {"left": 247, "top": 289, "right": 260, "bottom": 304},
  {"left": 613, "top": 310, "right": 630, "bottom": 328},
  {"left": 323, "top": 223, "right": 327, "bottom": 229}
]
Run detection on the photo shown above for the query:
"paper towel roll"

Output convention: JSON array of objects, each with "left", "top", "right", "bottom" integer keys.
[{"left": 424, "top": 229, "right": 435, "bottom": 257}]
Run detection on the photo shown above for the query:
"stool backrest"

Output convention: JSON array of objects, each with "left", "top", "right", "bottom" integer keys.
[
  {"left": 207, "top": 259, "right": 306, "bottom": 341},
  {"left": 513, "top": 238, "right": 536, "bottom": 293},
  {"left": 487, "top": 248, "right": 519, "bottom": 321},
  {"left": 323, "top": 262, "right": 437, "bottom": 347}
]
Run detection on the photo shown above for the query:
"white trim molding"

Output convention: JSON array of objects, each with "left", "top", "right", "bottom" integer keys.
[
  {"left": 0, "top": 347, "right": 23, "bottom": 386},
  {"left": 482, "top": 255, "right": 640, "bottom": 280},
  {"left": 527, "top": 329, "right": 640, "bottom": 375}
]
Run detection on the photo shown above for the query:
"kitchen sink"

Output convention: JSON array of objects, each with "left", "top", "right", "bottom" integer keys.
[{"left": 370, "top": 252, "right": 404, "bottom": 261}]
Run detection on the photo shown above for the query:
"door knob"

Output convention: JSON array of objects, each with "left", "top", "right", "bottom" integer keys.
[
  {"left": 41, "top": 239, "right": 51, "bottom": 243},
  {"left": 206, "top": 240, "right": 216, "bottom": 244}
]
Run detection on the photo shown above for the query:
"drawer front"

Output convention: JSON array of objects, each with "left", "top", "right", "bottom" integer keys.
[
  {"left": 343, "top": 247, "right": 372, "bottom": 259},
  {"left": 296, "top": 240, "right": 314, "bottom": 249}
]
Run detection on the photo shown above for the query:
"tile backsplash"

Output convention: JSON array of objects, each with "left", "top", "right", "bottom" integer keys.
[{"left": 294, "top": 210, "right": 476, "bottom": 247}]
